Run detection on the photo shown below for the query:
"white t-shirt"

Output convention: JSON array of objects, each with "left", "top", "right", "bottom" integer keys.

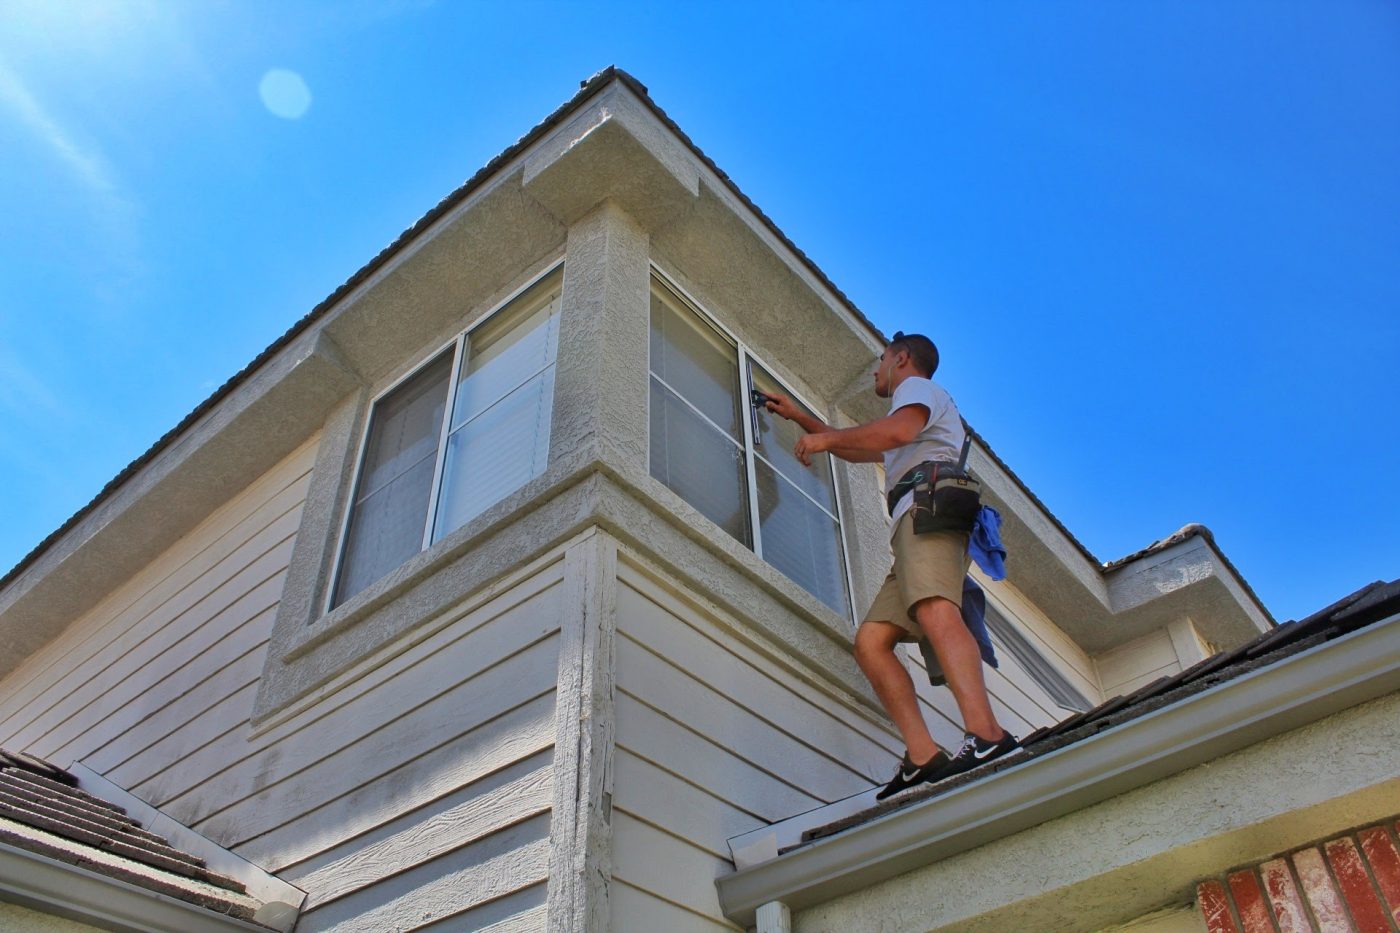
[{"left": 884, "top": 375, "right": 965, "bottom": 532}]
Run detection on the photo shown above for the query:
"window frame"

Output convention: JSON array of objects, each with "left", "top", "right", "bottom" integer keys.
[
  {"left": 325, "top": 262, "right": 564, "bottom": 614},
  {"left": 648, "top": 263, "right": 859, "bottom": 627}
]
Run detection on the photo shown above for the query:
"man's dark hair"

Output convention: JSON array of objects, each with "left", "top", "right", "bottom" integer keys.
[{"left": 889, "top": 331, "right": 939, "bottom": 377}]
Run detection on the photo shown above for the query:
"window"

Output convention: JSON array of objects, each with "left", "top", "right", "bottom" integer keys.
[
  {"left": 983, "top": 603, "right": 1094, "bottom": 712},
  {"left": 648, "top": 275, "right": 853, "bottom": 619},
  {"left": 330, "top": 269, "right": 562, "bottom": 609}
]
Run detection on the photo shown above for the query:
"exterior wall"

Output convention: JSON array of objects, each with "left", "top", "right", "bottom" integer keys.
[
  {"left": 0, "top": 902, "right": 105, "bottom": 932},
  {"left": 1195, "top": 817, "right": 1400, "bottom": 933},
  {"left": 1099, "top": 906, "right": 1205, "bottom": 932},
  {"left": 609, "top": 551, "right": 897, "bottom": 931},
  {"left": 0, "top": 440, "right": 564, "bottom": 932},
  {"left": 0, "top": 437, "right": 320, "bottom": 770},
  {"left": 1096, "top": 618, "right": 1210, "bottom": 697},
  {"left": 985, "top": 574, "right": 1101, "bottom": 704}
]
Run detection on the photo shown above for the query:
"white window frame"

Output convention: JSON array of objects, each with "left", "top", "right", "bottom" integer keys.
[
  {"left": 325, "top": 262, "right": 564, "bottom": 614},
  {"left": 648, "top": 264, "right": 859, "bottom": 627}
]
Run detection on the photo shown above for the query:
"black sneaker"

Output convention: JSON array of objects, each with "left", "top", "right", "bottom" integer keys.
[
  {"left": 936, "top": 731, "right": 1022, "bottom": 782},
  {"left": 876, "top": 750, "right": 952, "bottom": 801}
]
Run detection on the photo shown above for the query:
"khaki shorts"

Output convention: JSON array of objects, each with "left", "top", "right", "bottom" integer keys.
[{"left": 862, "top": 512, "right": 969, "bottom": 641}]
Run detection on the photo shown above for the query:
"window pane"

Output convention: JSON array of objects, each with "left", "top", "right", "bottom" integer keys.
[
  {"left": 650, "top": 290, "right": 742, "bottom": 442},
  {"left": 755, "top": 458, "right": 850, "bottom": 617},
  {"left": 751, "top": 364, "right": 837, "bottom": 515},
  {"left": 450, "top": 299, "right": 558, "bottom": 431},
  {"left": 434, "top": 368, "right": 555, "bottom": 540},
  {"left": 333, "top": 352, "right": 452, "bottom": 607},
  {"left": 432, "top": 293, "right": 560, "bottom": 543},
  {"left": 650, "top": 376, "right": 752, "bottom": 546}
]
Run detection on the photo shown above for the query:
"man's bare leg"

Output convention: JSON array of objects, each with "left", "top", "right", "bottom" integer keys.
[
  {"left": 913, "top": 596, "right": 1002, "bottom": 741},
  {"left": 854, "top": 620, "right": 941, "bottom": 764}
]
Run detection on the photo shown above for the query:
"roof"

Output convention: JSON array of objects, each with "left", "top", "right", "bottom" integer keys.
[
  {"left": 800, "top": 576, "right": 1400, "bottom": 846},
  {"left": 0, "top": 749, "right": 264, "bottom": 925}
]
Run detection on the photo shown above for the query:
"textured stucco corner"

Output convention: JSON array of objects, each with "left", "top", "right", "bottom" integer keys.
[
  {"left": 522, "top": 81, "right": 699, "bottom": 233},
  {"left": 552, "top": 202, "right": 652, "bottom": 483}
]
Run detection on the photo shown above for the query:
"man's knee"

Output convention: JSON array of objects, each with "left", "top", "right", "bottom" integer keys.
[
  {"left": 912, "top": 596, "right": 960, "bottom": 624},
  {"left": 854, "top": 621, "right": 901, "bottom": 663}
]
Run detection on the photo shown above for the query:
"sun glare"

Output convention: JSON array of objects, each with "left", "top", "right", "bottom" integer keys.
[{"left": 258, "top": 68, "right": 312, "bottom": 120}]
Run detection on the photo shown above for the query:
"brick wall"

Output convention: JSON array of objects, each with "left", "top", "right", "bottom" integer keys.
[{"left": 1197, "top": 818, "right": 1400, "bottom": 932}]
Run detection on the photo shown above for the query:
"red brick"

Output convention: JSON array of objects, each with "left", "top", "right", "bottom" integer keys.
[
  {"left": 1293, "top": 846, "right": 1352, "bottom": 933},
  {"left": 1325, "top": 836, "right": 1392, "bottom": 933},
  {"left": 1228, "top": 869, "right": 1279, "bottom": 933},
  {"left": 1358, "top": 826, "right": 1400, "bottom": 926},
  {"left": 1199, "top": 879, "right": 1241, "bottom": 933},
  {"left": 1259, "top": 858, "right": 1312, "bottom": 933}
]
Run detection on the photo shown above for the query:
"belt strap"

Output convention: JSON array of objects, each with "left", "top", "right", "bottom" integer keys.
[{"left": 887, "top": 460, "right": 961, "bottom": 516}]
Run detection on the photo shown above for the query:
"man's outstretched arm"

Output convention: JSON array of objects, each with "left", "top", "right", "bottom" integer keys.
[
  {"left": 794, "top": 405, "right": 928, "bottom": 466},
  {"left": 762, "top": 393, "right": 885, "bottom": 463}
]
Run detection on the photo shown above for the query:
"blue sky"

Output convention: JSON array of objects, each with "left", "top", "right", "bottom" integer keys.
[{"left": 1, "top": 1, "right": 1396, "bottom": 623}]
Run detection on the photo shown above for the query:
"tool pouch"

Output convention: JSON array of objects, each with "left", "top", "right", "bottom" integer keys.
[{"left": 908, "top": 463, "right": 981, "bottom": 535}]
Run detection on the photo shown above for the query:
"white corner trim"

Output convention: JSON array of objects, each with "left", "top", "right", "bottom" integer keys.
[
  {"left": 716, "top": 612, "right": 1400, "bottom": 928},
  {"left": 0, "top": 842, "right": 270, "bottom": 933},
  {"left": 68, "top": 765, "right": 305, "bottom": 931}
]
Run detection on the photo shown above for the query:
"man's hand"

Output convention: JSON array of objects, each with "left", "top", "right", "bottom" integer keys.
[
  {"left": 762, "top": 391, "right": 802, "bottom": 422},
  {"left": 794, "top": 431, "right": 828, "bottom": 466}
]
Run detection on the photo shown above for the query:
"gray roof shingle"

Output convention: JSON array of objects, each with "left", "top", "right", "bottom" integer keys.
[{"left": 0, "top": 750, "right": 264, "bottom": 925}]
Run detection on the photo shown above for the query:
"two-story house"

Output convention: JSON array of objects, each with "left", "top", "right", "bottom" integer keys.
[{"left": 2, "top": 68, "right": 1397, "bottom": 933}]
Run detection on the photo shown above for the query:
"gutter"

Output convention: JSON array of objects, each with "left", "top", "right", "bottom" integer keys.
[
  {"left": 0, "top": 842, "right": 271, "bottom": 933},
  {"left": 716, "top": 611, "right": 1400, "bottom": 928}
]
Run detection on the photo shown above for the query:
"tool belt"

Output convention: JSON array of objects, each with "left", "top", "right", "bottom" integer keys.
[{"left": 887, "top": 460, "right": 982, "bottom": 535}]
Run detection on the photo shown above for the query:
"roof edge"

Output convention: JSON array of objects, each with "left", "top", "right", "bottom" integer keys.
[
  {"left": 0, "top": 841, "right": 270, "bottom": 932},
  {"left": 716, "top": 609, "right": 1400, "bottom": 926}
]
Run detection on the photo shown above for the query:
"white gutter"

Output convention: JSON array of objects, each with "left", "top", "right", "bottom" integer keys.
[
  {"left": 716, "top": 611, "right": 1400, "bottom": 928},
  {"left": 0, "top": 842, "right": 271, "bottom": 933}
]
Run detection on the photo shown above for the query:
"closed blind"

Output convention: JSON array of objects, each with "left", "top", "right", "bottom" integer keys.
[
  {"left": 751, "top": 363, "right": 850, "bottom": 617},
  {"left": 333, "top": 351, "right": 453, "bottom": 607},
  {"left": 432, "top": 296, "right": 560, "bottom": 542},
  {"left": 648, "top": 288, "right": 752, "bottom": 546}
]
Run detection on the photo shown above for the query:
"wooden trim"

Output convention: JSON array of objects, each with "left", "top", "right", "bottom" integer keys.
[{"left": 547, "top": 531, "right": 619, "bottom": 932}]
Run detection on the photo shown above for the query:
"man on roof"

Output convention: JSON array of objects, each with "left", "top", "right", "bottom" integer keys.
[{"left": 763, "top": 331, "right": 1019, "bottom": 799}]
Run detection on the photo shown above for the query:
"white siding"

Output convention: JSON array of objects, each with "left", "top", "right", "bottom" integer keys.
[
  {"left": 981, "top": 573, "right": 1102, "bottom": 703},
  {"left": 610, "top": 557, "right": 899, "bottom": 931},
  {"left": 1097, "top": 629, "right": 1183, "bottom": 697},
  {"left": 0, "top": 438, "right": 319, "bottom": 760},
  {"left": 0, "top": 438, "right": 561, "bottom": 933}
]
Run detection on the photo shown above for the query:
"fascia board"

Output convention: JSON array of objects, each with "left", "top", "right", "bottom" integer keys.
[
  {"left": 716, "top": 611, "right": 1400, "bottom": 928},
  {"left": 0, "top": 334, "right": 361, "bottom": 680},
  {"left": 0, "top": 842, "right": 270, "bottom": 933}
]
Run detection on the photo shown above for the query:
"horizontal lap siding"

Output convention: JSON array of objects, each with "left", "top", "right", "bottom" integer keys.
[
  {"left": 610, "top": 565, "right": 899, "bottom": 930},
  {"left": 0, "top": 437, "right": 566, "bottom": 933},
  {"left": 0, "top": 439, "right": 318, "bottom": 758},
  {"left": 982, "top": 575, "right": 1100, "bottom": 700},
  {"left": 906, "top": 641, "right": 1074, "bottom": 740}
]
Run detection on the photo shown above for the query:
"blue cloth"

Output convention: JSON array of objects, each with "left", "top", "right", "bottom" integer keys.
[
  {"left": 969, "top": 505, "right": 1007, "bottom": 581},
  {"left": 918, "top": 576, "right": 999, "bottom": 687}
]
